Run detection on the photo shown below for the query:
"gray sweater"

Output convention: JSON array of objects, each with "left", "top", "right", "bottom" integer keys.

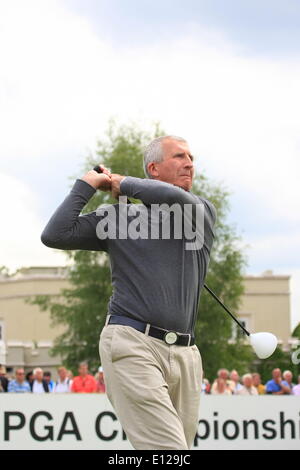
[{"left": 41, "top": 176, "right": 216, "bottom": 336}]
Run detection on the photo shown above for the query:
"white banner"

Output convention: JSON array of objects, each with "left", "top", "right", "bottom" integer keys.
[{"left": 0, "top": 395, "right": 299, "bottom": 450}]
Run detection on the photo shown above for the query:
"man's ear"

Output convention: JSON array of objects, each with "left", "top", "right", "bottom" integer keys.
[{"left": 147, "top": 162, "right": 159, "bottom": 178}]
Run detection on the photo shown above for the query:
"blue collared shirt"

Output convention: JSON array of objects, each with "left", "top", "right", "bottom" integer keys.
[
  {"left": 265, "top": 379, "right": 290, "bottom": 394},
  {"left": 8, "top": 380, "right": 31, "bottom": 393}
]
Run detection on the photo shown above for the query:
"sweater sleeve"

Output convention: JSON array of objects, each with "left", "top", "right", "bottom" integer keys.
[
  {"left": 120, "top": 176, "right": 203, "bottom": 206},
  {"left": 40, "top": 178, "right": 108, "bottom": 252},
  {"left": 120, "top": 176, "right": 217, "bottom": 231}
]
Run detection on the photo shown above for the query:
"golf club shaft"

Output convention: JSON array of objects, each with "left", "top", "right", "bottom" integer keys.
[{"left": 203, "top": 284, "right": 250, "bottom": 336}]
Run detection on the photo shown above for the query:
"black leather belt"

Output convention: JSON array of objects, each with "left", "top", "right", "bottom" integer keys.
[{"left": 106, "top": 314, "right": 195, "bottom": 346}]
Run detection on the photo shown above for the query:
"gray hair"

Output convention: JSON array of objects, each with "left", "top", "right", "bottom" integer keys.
[
  {"left": 79, "top": 361, "right": 88, "bottom": 368},
  {"left": 217, "top": 368, "right": 229, "bottom": 377},
  {"left": 143, "top": 135, "right": 187, "bottom": 178},
  {"left": 242, "top": 373, "right": 253, "bottom": 382},
  {"left": 283, "top": 370, "right": 292, "bottom": 379}
]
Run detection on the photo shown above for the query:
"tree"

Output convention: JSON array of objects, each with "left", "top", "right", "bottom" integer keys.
[
  {"left": 28, "top": 120, "right": 251, "bottom": 376},
  {"left": 292, "top": 323, "right": 300, "bottom": 339},
  {"left": 251, "top": 346, "right": 299, "bottom": 384},
  {"left": 0, "top": 266, "right": 11, "bottom": 278},
  {"left": 290, "top": 323, "right": 300, "bottom": 380}
]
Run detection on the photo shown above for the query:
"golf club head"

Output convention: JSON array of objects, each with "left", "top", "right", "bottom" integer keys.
[{"left": 249, "top": 332, "right": 278, "bottom": 359}]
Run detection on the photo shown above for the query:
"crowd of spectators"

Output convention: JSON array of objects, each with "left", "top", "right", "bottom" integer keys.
[
  {"left": 202, "top": 368, "right": 300, "bottom": 395},
  {"left": 1, "top": 363, "right": 299, "bottom": 396},
  {"left": 0, "top": 362, "right": 106, "bottom": 394}
]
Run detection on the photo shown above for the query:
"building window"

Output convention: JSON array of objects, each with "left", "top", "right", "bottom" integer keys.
[
  {"left": 236, "top": 320, "right": 247, "bottom": 339},
  {"left": 231, "top": 315, "right": 251, "bottom": 342}
]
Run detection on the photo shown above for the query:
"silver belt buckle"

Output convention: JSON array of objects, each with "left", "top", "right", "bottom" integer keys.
[{"left": 164, "top": 331, "right": 178, "bottom": 345}]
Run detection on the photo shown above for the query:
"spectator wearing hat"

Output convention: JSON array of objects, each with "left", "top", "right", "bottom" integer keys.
[
  {"left": 201, "top": 378, "right": 210, "bottom": 394},
  {"left": 95, "top": 366, "right": 106, "bottom": 393}
]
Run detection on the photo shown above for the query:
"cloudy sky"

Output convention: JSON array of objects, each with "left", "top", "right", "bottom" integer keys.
[{"left": 0, "top": 0, "right": 299, "bottom": 330}]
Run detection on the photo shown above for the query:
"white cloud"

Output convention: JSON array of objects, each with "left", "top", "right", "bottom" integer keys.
[
  {"left": 246, "top": 232, "right": 300, "bottom": 267},
  {"left": 0, "top": 0, "right": 299, "bottom": 325},
  {"left": 0, "top": 172, "right": 68, "bottom": 272},
  {"left": 1, "top": 1, "right": 299, "bottom": 219}
]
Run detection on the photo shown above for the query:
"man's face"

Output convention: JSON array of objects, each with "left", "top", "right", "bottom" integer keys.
[
  {"left": 151, "top": 139, "right": 194, "bottom": 191},
  {"left": 59, "top": 368, "right": 67, "bottom": 380},
  {"left": 252, "top": 374, "right": 260, "bottom": 386},
  {"left": 35, "top": 370, "right": 43, "bottom": 381},
  {"left": 273, "top": 368, "right": 281, "bottom": 380},
  {"left": 219, "top": 370, "right": 229, "bottom": 380},
  {"left": 230, "top": 371, "right": 239, "bottom": 382},
  {"left": 16, "top": 369, "right": 25, "bottom": 383},
  {"left": 79, "top": 364, "right": 88, "bottom": 376},
  {"left": 284, "top": 372, "right": 292, "bottom": 382},
  {"left": 244, "top": 377, "right": 252, "bottom": 388}
]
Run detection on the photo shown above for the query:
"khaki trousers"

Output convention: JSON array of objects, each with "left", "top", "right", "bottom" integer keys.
[{"left": 99, "top": 319, "right": 203, "bottom": 450}]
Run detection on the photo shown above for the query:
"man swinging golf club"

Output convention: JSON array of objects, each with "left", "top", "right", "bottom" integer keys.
[{"left": 41, "top": 135, "right": 217, "bottom": 449}]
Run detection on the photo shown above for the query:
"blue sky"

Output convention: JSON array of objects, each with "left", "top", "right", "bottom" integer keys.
[
  {"left": 63, "top": 0, "right": 300, "bottom": 57},
  {"left": 0, "top": 0, "right": 299, "bottom": 330}
]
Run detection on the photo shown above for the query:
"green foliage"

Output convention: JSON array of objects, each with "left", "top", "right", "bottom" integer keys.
[
  {"left": 251, "top": 346, "right": 300, "bottom": 384},
  {"left": 0, "top": 265, "right": 11, "bottom": 278},
  {"left": 29, "top": 119, "right": 255, "bottom": 377},
  {"left": 292, "top": 322, "right": 300, "bottom": 338}
]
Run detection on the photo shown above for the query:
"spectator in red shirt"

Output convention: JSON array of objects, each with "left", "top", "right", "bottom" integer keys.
[{"left": 71, "top": 361, "right": 97, "bottom": 393}]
